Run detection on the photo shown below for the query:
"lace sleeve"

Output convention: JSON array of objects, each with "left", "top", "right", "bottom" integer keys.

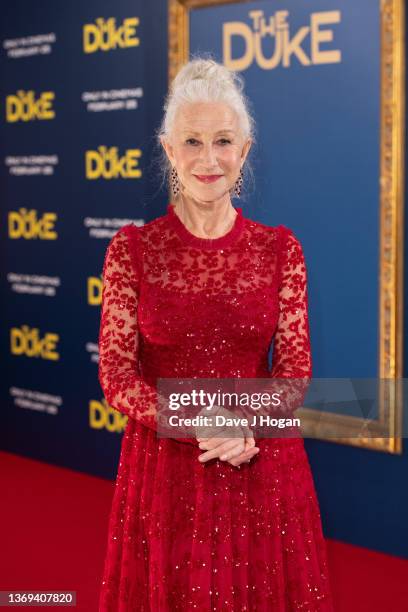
[
  {"left": 265, "top": 226, "right": 312, "bottom": 426},
  {"left": 271, "top": 227, "right": 312, "bottom": 379},
  {"left": 98, "top": 225, "right": 199, "bottom": 447}
]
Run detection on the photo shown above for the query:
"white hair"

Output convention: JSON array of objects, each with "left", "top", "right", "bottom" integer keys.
[{"left": 153, "top": 52, "right": 257, "bottom": 200}]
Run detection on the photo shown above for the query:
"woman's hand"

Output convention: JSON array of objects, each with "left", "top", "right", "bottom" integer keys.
[
  {"left": 194, "top": 405, "right": 259, "bottom": 466},
  {"left": 227, "top": 436, "right": 260, "bottom": 466},
  {"left": 196, "top": 435, "right": 260, "bottom": 466}
]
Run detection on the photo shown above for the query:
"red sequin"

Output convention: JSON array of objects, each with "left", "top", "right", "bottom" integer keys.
[{"left": 98, "top": 203, "right": 334, "bottom": 611}]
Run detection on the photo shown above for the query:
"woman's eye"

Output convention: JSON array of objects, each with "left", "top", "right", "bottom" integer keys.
[{"left": 185, "top": 138, "right": 231, "bottom": 146}]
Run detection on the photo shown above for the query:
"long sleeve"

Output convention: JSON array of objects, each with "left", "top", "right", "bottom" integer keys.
[
  {"left": 270, "top": 226, "right": 312, "bottom": 379},
  {"left": 268, "top": 227, "right": 312, "bottom": 423},
  {"left": 98, "top": 225, "right": 199, "bottom": 446}
]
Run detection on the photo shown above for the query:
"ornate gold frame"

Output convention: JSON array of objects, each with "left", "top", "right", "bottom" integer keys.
[{"left": 167, "top": 0, "right": 405, "bottom": 453}]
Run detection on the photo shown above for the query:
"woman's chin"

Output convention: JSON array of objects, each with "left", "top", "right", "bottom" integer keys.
[{"left": 185, "top": 186, "right": 231, "bottom": 204}]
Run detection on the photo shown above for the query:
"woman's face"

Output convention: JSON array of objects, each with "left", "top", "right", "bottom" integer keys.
[{"left": 161, "top": 101, "right": 252, "bottom": 204}]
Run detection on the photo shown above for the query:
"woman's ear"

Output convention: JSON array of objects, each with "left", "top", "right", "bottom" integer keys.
[{"left": 241, "top": 137, "right": 252, "bottom": 164}]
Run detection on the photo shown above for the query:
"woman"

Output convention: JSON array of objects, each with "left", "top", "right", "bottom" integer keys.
[{"left": 98, "top": 57, "right": 334, "bottom": 611}]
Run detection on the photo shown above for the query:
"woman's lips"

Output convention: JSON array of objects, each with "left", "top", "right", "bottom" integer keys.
[{"left": 194, "top": 174, "right": 223, "bottom": 183}]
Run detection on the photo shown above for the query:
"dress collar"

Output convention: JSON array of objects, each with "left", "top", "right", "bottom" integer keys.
[{"left": 166, "top": 202, "right": 244, "bottom": 250}]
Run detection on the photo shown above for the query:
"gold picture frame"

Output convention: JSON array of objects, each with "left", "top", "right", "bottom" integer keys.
[{"left": 167, "top": 0, "right": 405, "bottom": 454}]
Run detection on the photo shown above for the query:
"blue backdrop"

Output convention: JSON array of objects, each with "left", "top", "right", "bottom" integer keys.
[{"left": 190, "top": 0, "right": 380, "bottom": 377}]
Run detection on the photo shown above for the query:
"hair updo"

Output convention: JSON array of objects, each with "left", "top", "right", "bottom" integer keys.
[{"left": 154, "top": 52, "right": 257, "bottom": 200}]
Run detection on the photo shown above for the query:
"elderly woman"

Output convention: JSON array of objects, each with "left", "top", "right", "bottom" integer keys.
[{"left": 98, "top": 58, "right": 334, "bottom": 611}]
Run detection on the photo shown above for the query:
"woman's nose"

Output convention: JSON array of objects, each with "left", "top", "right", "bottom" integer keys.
[{"left": 199, "top": 144, "right": 217, "bottom": 165}]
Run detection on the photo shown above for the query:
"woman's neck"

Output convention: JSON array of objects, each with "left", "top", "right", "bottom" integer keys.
[{"left": 172, "top": 195, "right": 237, "bottom": 240}]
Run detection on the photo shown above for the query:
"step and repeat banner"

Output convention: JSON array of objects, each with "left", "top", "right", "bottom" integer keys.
[{"left": 0, "top": 0, "right": 168, "bottom": 478}]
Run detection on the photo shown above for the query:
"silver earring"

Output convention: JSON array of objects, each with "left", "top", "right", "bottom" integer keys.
[
  {"left": 171, "top": 166, "right": 180, "bottom": 196},
  {"left": 231, "top": 167, "right": 244, "bottom": 197}
]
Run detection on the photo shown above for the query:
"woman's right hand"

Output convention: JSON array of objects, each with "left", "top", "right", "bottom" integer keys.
[
  {"left": 226, "top": 436, "right": 260, "bottom": 466},
  {"left": 196, "top": 434, "right": 260, "bottom": 467}
]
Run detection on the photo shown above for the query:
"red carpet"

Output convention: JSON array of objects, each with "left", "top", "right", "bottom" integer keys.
[{"left": 1, "top": 450, "right": 407, "bottom": 611}]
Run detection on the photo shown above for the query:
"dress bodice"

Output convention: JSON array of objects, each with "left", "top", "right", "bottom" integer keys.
[
  {"left": 98, "top": 202, "right": 312, "bottom": 441},
  {"left": 137, "top": 203, "right": 281, "bottom": 383}
]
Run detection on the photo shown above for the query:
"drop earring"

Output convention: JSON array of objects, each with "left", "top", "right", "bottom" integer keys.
[
  {"left": 171, "top": 166, "right": 180, "bottom": 196},
  {"left": 231, "top": 167, "right": 244, "bottom": 198}
]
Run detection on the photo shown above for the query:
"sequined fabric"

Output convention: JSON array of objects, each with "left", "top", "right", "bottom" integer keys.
[{"left": 98, "top": 203, "right": 334, "bottom": 611}]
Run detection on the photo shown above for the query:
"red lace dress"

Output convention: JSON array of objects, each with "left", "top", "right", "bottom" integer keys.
[{"left": 97, "top": 202, "right": 334, "bottom": 611}]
